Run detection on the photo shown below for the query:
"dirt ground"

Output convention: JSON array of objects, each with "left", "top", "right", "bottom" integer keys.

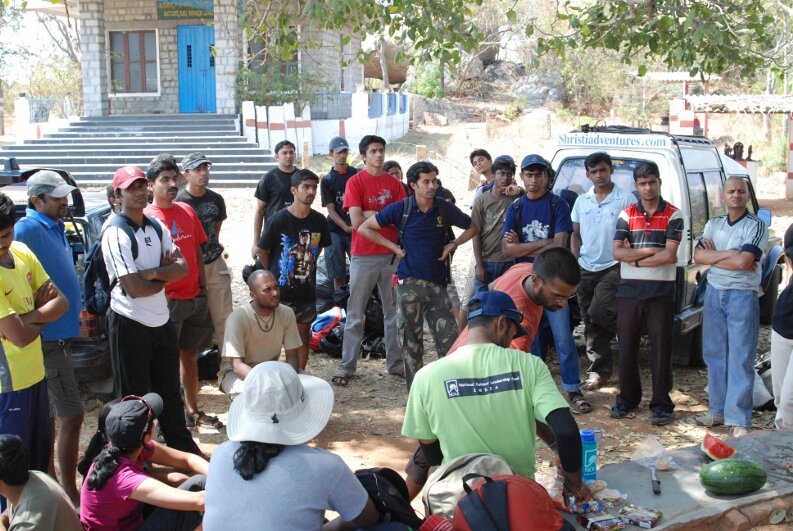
[{"left": 74, "top": 123, "right": 793, "bottom": 525}]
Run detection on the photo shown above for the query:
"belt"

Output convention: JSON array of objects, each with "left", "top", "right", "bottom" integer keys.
[{"left": 43, "top": 339, "right": 73, "bottom": 348}]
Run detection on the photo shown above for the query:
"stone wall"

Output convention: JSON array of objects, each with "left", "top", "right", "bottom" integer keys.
[
  {"left": 214, "top": 0, "right": 240, "bottom": 115},
  {"left": 78, "top": 0, "right": 108, "bottom": 117},
  {"left": 301, "top": 29, "right": 363, "bottom": 93}
]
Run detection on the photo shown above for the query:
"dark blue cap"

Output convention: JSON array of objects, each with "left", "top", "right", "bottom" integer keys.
[
  {"left": 494, "top": 154, "right": 515, "bottom": 164},
  {"left": 467, "top": 290, "right": 529, "bottom": 338},
  {"left": 520, "top": 154, "right": 551, "bottom": 170}
]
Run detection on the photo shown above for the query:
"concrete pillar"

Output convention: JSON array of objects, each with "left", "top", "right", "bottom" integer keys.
[
  {"left": 214, "top": 0, "right": 241, "bottom": 115},
  {"left": 78, "top": 0, "right": 108, "bottom": 117},
  {"left": 786, "top": 114, "right": 793, "bottom": 200}
]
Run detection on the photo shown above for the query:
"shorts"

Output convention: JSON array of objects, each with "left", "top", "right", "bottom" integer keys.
[
  {"left": 169, "top": 293, "right": 215, "bottom": 351},
  {"left": 0, "top": 380, "right": 51, "bottom": 476},
  {"left": 325, "top": 231, "right": 352, "bottom": 280},
  {"left": 284, "top": 300, "right": 317, "bottom": 325},
  {"left": 42, "top": 340, "right": 84, "bottom": 418}
]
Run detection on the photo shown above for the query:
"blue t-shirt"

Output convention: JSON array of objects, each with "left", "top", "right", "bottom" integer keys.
[
  {"left": 376, "top": 198, "right": 471, "bottom": 286},
  {"left": 14, "top": 209, "right": 81, "bottom": 340},
  {"left": 502, "top": 193, "right": 573, "bottom": 263}
]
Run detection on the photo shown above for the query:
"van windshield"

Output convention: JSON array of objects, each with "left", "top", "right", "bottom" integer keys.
[{"left": 552, "top": 157, "right": 649, "bottom": 197}]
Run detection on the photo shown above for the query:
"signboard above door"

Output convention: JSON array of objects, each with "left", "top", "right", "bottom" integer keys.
[{"left": 157, "top": 0, "right": 214, "bottom": 20}]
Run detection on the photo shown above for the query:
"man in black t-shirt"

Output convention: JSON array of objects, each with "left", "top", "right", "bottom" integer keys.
[
  {"left": 177, "top": 152, "right": 234, "bottom": 353},
  {"left": 252, "top": 140, "right": 297, "bottom": 257},
  {"left": 258, "top": 170, "right": 331, "bottom": 370},
  {"left": 320, "top": 136, "right": 358, "bottom": 290}
]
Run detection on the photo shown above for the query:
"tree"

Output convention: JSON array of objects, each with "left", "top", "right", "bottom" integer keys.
[{"left": 528, "top": 0, "right": 787, "bottom": 78}]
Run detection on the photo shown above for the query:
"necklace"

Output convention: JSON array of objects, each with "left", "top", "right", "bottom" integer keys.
[{"left": 253, "top": 307, "right": 275, "bottom": 333}]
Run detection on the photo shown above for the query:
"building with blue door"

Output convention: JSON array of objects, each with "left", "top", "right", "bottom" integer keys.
[{"left": 57, "top": 0, "right": 363, "bottom": 116}]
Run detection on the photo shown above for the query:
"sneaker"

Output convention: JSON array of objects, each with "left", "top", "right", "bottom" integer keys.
[
  {"left": 610, "top": 404, "right": 633, "bottom": 419},
  {"left": 732, "top": 426, "right": 750, "bottom": 437},
  {"left": 651, "top": 410, "right": 674, "bottom": 426},
  {"left": 694, "top": 413, "right": 724, "bottom": 427}
]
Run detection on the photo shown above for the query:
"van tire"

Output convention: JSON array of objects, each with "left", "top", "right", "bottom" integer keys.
[{"left": 760, "top": 264, "right": 781, "bottom": 326}]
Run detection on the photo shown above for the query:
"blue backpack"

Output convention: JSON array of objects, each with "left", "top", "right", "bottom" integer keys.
[{"left": 83, "top": 214, "right": 163, "bottom": 315}]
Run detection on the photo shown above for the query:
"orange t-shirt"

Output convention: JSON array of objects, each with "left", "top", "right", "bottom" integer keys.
[{"left": 449, "top": 263, "right": 543, "bottom": 354}]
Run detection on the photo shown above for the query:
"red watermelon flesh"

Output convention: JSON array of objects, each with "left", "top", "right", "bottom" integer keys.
[{"left": 701, "top": 433, "right": 736, "bottom": 460}]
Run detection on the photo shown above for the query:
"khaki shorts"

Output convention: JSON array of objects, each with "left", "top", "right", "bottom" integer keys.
[
  {"left": 169, "top": 293, "right": 215, "bottom": 352},
  {"left": 43, "top": 340, "right": 84, "bottom": 418},
  {"left": 283, "top": 300, "right": 317, "bottom": 325}
]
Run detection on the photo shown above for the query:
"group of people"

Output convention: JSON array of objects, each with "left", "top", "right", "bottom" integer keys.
[{"left": 0, "top": 130, "right": 783, "bottom": 529}]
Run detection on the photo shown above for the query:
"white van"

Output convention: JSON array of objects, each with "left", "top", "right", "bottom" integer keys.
[{"left": 550, "top": 126, "right": 783, "bottom": 365}]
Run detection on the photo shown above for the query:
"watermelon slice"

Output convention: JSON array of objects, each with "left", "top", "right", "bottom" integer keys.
[{"left": 701, "top": 433, "right": 736, "bottom": 460}]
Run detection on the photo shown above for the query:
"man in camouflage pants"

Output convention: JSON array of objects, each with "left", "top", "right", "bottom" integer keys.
[{"left": 357, "top": 161, "right": 479, "bottom": 389}]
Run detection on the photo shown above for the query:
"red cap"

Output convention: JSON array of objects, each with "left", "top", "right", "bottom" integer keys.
[{"left": 112, "top": 166, "right": 146, "bottom": 190}]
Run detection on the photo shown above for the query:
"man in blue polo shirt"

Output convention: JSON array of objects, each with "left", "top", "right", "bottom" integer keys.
[
  {"left": 14, "top": 170, "right": 83, "bottom": 505},
  {"left": 358, "top": 160, "right": 479, "bottom": 388}
]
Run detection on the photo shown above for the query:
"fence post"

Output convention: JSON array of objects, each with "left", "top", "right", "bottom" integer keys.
[
  {"left": 416, "top": 145, "right": 427, "bottom": 160},
  {"left": 302, "top": 139, "right": 309, "bottom": 168}
]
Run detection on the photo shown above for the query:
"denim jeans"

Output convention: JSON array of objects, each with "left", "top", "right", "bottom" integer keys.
[
  {"left": 530, "top": 305, "right": 581, "bottom": 393},
  {"left": 472, "top": 261, "right": 514, "bottom": 294},
  {"left": 702, "top": 286, "right": 759, "bottom": 427}
]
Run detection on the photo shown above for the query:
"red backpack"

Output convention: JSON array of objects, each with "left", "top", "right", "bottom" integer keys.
[
  {"left": 452, "top": 474, "right": 565, "bottom": 531},
  {"left": 310, "top": 307, "right": 345, "bottom": 351}
]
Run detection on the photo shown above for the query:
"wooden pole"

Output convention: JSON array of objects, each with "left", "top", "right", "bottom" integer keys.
[
  {"left": 302, "top": 139, "right": 309, "bottom": 168},
  {"left": 416, "top": 144, "right": 427, "bottom": 160}
]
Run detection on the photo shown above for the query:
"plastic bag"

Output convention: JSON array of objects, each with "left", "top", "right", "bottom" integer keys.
[{"left": 630, "top": 436, "right": 678, "bottom": 470}]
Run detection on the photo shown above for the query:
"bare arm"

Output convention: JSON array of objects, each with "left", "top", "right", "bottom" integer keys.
[
  {"left": 257, "top": 249, "right": 271, "bottom": 269},
  {"left": 348, "top": 206, "right": 378, "bottom": 231},
  {"left": 231, "top": 357, "right": 253, "bottom": 380},
  {"left": 638, "top": 241, "right": 679, "bottom": 267},
  {"left": 284, "top": 349, "right": 300, "bottom": 372},
  {"left": 129, "top": 477, "right": 204, "bottom": 512},
  {"left": 119, "top": 248, "right": 188, "bottom": 298},
  {"left": 252, "top": 199, "right": 267, "bottom": 257},
  {"left": 150, "top": 441, "right": 210, "bottom": 476},
  {"left": 197, "top": 248, "right": 206, "bottom": 289},
  {"left": 357, "top": 216, "right": 403, "bottom": 257},
  {"left": 215, "top": 220, "right": 224, "bottom": 237},
  {"left": 612, "top": 240, "right": 658, "bottom": 263},
  {"left": 440, "top": 224, "right": 479, "bottom": 262},
  {"left": 502, "top": 232, "right": 554, "bottom": 258},
  {"left": 20, "top": 280, "right": 69, "bottom": 326},
  {"left": 473, "top": 234, "right": 486, "bottom": 281},
  {"left": 326, "top": 203, "right": 352, "bottom": 234},
  {"left": 322, "top": 499, "right": 380, "bottom": 531},
  {"left": 571, "top": 223, "right": 582, "bottom": 258}
]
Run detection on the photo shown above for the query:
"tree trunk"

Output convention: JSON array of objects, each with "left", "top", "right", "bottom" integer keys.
[{"left": 379, "top": 37, "right": 389, "bottom": 89}]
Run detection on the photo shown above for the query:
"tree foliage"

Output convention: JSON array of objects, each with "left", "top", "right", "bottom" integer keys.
[{"left": 529, "top": 0, "right": 786, "bottom": 77}]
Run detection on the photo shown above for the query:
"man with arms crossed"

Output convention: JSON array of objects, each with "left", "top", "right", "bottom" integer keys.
[{"left": 321, "top": 136, "right": 358, "bottom": 290}]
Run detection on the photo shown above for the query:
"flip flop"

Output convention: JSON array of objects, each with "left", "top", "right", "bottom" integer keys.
[
  {"left": 186, "top": 410, "right": 224, "bottom": 429},
  {"left": 568, "top": 392, "right": 593, "bottom": 415},
  {"left": 331, "top": 374, "right": 349, "bottom": 387}
]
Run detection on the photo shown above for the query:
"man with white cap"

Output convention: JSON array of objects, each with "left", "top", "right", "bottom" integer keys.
[
  {"left": 14, "top": 170, "right": 83, "bottom": 504},
  {"left": 204, "top": 361, "right": 380, "bottom": 530},
  {"left": 103, "top": 166, "right": 200, "bottom": 455}
]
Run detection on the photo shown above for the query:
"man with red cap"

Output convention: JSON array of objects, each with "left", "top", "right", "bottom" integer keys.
[{"left": 102, "top": 166, "right": 201, "bottom": 455}]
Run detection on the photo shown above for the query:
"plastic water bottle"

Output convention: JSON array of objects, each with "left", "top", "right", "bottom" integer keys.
[{"left": 580, "top": 428, "right": 603, "bottom": 482}]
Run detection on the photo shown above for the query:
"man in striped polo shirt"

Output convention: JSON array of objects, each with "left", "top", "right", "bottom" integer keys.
[
  {"left": 610, "top": 162, "right": 683, "bottom": 426},
  {"left": 693, "top": 176, "right": 768, "bottom": 437}
]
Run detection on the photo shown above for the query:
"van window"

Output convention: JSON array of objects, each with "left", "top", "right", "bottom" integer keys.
[
  {"left": 553, "top": 157, "right": 645, "bottom": 197},
  {"left": 687, "top": 172, "right": 708, "bottom": 240},
  {"left": 702, "top": 171, "right": 726, "bottom": 218}
]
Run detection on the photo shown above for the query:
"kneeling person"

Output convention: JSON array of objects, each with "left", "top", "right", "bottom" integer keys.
[{"left": 219, "top": 270, "right": 303, "bottom": 398}]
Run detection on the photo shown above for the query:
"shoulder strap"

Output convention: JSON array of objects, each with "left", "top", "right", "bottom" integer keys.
[
  {"left": 108, "top": 214, "right": 139, "bottom": 259},
  {"left": 549, "top": 193, "right": 559, "bottom": 239},
  {"left": 458, "top": 476, "right": 509, "bottom": 531},
  {"left": 144, "top": 215, "right": 164, "bottom": 242},
  {"left": 397, "top": 195, "right": 414, "bottom": 249},
  {"left": 511, "top": 198, "right": 522, "bottom": 235}
]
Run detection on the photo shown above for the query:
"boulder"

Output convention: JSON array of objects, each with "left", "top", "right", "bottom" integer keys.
[
  {"left": 511, "top": 73, "right": 562, "bottom": 106},
  {"left": 483, "top": 61, "right": 526, "bottom": 82}
]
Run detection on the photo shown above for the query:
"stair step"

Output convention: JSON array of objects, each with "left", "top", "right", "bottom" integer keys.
[
  {"left": 19, "top": 137, "right": 250, "bottom": 145},
  {"left": 45, "top": 130, "right": 240, "bottom": 138},
  {"left": 77, "top": 114, "right": 237, "bottom": 122}
]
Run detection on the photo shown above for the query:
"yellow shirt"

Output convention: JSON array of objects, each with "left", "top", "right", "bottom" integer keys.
[{"left": 0, "top": 242, "right": 49, "bottom": 392}]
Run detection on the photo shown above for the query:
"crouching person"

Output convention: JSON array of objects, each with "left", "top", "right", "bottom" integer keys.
[
  {"left": 80, "top": 393, "right": 208, "bottom": 531},
  {"left": 204, "top": 362, "right": 390, "bottom": 530}
]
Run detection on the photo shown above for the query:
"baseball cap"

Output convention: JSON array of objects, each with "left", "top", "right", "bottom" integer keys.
[
  {"left": 520, "top": 154, "right": 551, "bottom": 170},
  {"left": 26, "top": 170, "right": 76, "bottom": 198},
  {"left": 328, "top": 136, "right": 350, "bottom": 153},
  {"left": 467, "top": 290, "right": 529, "bottom": 338},
  {"left": 105, "top": 393, "right": 163, "bottom": 450},
  {"left": 493, "top": 154, "right": 514, "bottom": 164},
  {"left": 112, "top": 166, "right": 146, "bottom": 190},
  {"left": 181, "top": 152, "right": 212, "bottom": 172}
]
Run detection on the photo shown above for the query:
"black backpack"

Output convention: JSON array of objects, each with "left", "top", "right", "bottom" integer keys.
[
  {"left": 354, "top": 467, "right": 424, "bottom": 528},
  {"left": 84, "top": 213, "right": 164, "bottom": 315}
]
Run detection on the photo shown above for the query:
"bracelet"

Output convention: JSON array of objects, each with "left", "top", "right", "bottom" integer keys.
[{"left": 635, "top": 261, "right": 640, "bottom": 268}]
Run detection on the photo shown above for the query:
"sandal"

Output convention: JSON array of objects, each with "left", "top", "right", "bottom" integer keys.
[
  {"left": 186, "top": 410, "right": 224, "bottom": 429},
  {"left": 389, "top": 367, "right": 406, "bottom": 379},
  {"left": 581, "top": 372, "right": 608, "bottom": 391},
  {"left": 331, "top": 374, "right": 349, "bottom": 387},
  {"left": 568, "top": 392, "right": 593, "bottom": 415}
]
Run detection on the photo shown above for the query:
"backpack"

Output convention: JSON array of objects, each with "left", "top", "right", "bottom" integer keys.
[
  {"left": 453, "top": 474, "right": 567, "bottom": 531},
  {"left": 319, "top": 325, "right": 344, "bottom": 358},
  {"left": 354, "top": 467, "right": 424, "bottom": 528},
  {"left": 83, "top": 214, "right": 164, "bottom": 315},
  {"left": 421, "top": 453, "right": 514, "bottom": 519},
  {"left": 397, "top": 195, "right": 454, "bottom": 284},
  {"left": 509, "top": 193, "right": 560, "bottom": 240},
  {"left": 309, "top": 306, "right": 346, "bottom": 351}
]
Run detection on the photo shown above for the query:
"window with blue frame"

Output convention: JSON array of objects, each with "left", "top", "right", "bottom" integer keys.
[
  {"left": 399, "top": 94, "right": 407, "bottom": 113},
  {"left": 386, "top": 93, "right": 397, "bottom": 116},
  {"left": 368, "top": 93, "right": 383, "bottom": 118}
]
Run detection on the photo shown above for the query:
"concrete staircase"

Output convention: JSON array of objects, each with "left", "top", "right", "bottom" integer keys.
[{"left": 0, "top": 114, "right": 275, "bottom": 187}]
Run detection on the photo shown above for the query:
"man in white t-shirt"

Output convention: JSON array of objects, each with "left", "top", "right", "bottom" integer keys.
[
  {"left": 219, "top": 270, "right": 303, "bottom": 398},
  {"left": 102, "top": 166, "right": 200, "bottom": 455}
]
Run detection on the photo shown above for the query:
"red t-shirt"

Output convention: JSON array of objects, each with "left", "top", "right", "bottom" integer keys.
[
  {"left": 144, "top": 202, "right": 207, "bottom": 300},
  {"left": 449, "top": 263, "right": 543, "bottom": 354},
  {"left": 343, "top": 169, "right": 406, "bottom": 256}
]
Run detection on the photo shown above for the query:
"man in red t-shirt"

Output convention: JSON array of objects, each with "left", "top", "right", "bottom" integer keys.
[
  {"left": 449, "top": 248, "right": 580, "bottom": 354},
  {"left": 332, "top": 135, "right": 406, "bottom": 386},
  {"left": 145, "top": 157, "right": 220, "bottom": 430}
]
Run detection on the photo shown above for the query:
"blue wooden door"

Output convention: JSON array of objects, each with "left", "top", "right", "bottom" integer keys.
[{"left": 177, "top": 25, "right": 216, "bottom": 113}]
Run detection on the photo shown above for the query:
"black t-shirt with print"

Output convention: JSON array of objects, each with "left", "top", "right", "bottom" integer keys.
[
  {"left": 320, "top": 166, "right": 359, "bottom": 233},
  {"left": 175, "top": 188, "right": 227, "bottom": 264},
  {"left": 258, "top": 208, "right": 331, "bottom": 303},
  {"left": 254, "top": 167, "right": 296, "bottom": 224}
]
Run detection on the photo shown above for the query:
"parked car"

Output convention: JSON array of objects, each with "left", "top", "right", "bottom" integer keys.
[
  {"left": 0, "top": 159, "right": 112, "bottom": 383},
  {"left": 549, "top": 126, "right": 784, "bottom": 366}
]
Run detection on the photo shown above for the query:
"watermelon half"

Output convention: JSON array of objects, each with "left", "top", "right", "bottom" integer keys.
[{"left": 701, "top": 433, "right": 736, "bottom": 460}]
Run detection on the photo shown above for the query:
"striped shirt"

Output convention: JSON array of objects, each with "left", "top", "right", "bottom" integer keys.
[
  {"left": 700, "top": 211, "right": 768, "bottom": 293},
  {"left": 614, "top": 199, "right": 683, "bottom": 300}
]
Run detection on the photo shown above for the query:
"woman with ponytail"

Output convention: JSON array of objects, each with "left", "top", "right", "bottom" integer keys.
[
  {"left": 79, "top": 393, "right": 208, "bottom": 531},
  {"left": 203, "top": 362, "right": 382, "bottom": 530}
]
